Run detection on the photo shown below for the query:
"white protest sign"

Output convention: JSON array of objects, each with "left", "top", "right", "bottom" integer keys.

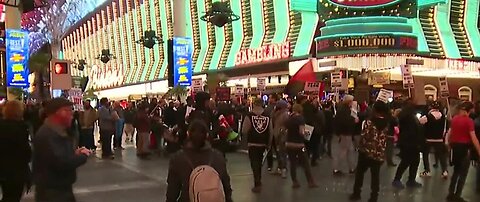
[
  {"left": 304, "top": 82, "right": 320, "bottom": 94},
  {"left": 191, "top": 78, "right": 203, "bottom": 92},
  {"left": 376, "top": 89, "right": 394, "bottom": 103},
  {"left": 257, "top": 78, "right": 266, "bottom": 91},
  {"left": 439, "top": 76, "right": 449, "bottom": 98},
  {"left": 401, "top": 65, "right": 414, "bottom": 89},
  {"left": 235, "top": 85, "right": 244, "bottom": 96}
]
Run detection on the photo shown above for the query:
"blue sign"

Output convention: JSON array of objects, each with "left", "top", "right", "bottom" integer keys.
[
  {"left": 6, "top": 29, "right": 29, "bottom": 87},
  {"left": 173, "top": 37, "right": 193, "bottom": 86}
]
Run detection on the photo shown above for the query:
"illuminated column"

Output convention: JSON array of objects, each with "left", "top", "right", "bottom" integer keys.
[
  {"left": 173, "top": 0, "right": 187, "bottom": 36},
  {"left": 4, "top": 5, "right": 21, "bottom": 100}
]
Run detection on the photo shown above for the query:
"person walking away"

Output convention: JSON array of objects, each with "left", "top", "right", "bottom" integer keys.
[
  {"left": 265, "top": 94, "right": 278, "bottom": 172},
  {"left": 332, "top": 95, "right": 358, "bottom": 175},
  {"left": 33, "top": 98, "right": 91, "bottom": 202},
  {"left": 113, "top": 101, "right": 125, "bottom": 149},
  {"left": 301, "top": 96, "right": 325, "bottom": 167},
  {"left": 79, "top": 100, "right": 98, "bottom": 152},
  {"left": 322, "top": 101, "right": 335, "bottom": 157},
  {"left": 98, "top": 98, "right": 119, "bottom": 159},
  {"left": 350, "top": 101, "right": 390, "bottom": 202},
  {"left": 134, "top": 104, "right": 152, "bottom": 159},
  {"left": 386, "top": 108, "right": 400, "bottom": 166},
  {"left": 392, "top": 99, "right": 424, "bottom": 188},
  {"left": 123, "top": 102, "right": 136, "bottom": 143},
  {"left": 0, "top": 100, "right": 32, "bottom": 202},
  {"left": 420, "top": 101, "right": 448, "bottom": 178},
  {"left": 285, "top": 104, "right": 318, "bottom": 188},
  {"left": 271, "top": 100, "right": 290, "bottom": 178},
  {"left": 166, "top": 120, "right": 233, "bottom": 202},
  {"left": 241, "top": 99, "right": 272, "bottom": 193},
  {"left": 446, "top": 101, "right": 480, "bottom": 202}
]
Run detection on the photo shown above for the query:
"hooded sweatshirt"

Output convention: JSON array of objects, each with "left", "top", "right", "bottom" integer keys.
[
  {"left": 424, "top": 109, "right": 446, "bottom": 142},
  {"left": 242, "top": 107, "right": 272, "bottom": 147}
]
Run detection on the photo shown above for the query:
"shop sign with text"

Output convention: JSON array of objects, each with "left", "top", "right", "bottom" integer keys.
[
  {"left": 235, "top": 42, "right": 290, "bottom": 66},
  {"left": 316, "top": 35, "right": 417, "bottom": 57},
  {"left": 6, "top": 29, "right": 29, "bottom": 87}
]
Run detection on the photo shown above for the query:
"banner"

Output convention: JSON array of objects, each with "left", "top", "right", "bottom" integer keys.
[
  {"left": 191, "top": 78, "right": 203, "bottom": 92},
  {"left": 304, "top": 82, "right": 320, "bottom": 94},
  {"left": 400, "top": 65, "right": 414, "bottom": 89},
  {"left": 438, "top": 77, "right": 449, "bottom": 98},
  {"left": 173, "top": 37, "right": 193, "bottom": 86},
  {"left": 6, "top": 29, "right": 29, "bottom": 87},
  {"left": 235, "top": 85, "right": 244, "bottom": 96},
  {"left": 68, "top": 88, "right": 83, "bottom": 111},
  {"left": 257, "top": 78, "right": 266, "bottom": 91},
  {"left": 376, "top": 89, "right": 394, "bottom": 103},
  {"left": 216, "top": 87, "right": 231, "bottom": 101}
]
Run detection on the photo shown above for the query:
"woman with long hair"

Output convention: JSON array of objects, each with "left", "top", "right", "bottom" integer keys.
[
  {"left": 446, "top": 101, "right": 480, "bottom": 201},
  {"left": 0, "top": 100, "right": 32, "bottom": 202}
]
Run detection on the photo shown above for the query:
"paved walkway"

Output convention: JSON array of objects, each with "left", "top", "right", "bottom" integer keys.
[{"left": 21, "top": 144, "right": 480, "bottom": 202}]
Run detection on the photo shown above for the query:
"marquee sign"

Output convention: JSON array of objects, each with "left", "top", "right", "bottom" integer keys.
[
  {"left": 328, "top": 0, "right": 402, "bottom": 8},
  {"left": 235, "top": 42, "right": 291, "bottom": 66},
  {"left": 89, "top": 64, "right": 125, "bottom": 89},
  {"left": 316, "top": 34, "right": 417, "bottom": 56}
]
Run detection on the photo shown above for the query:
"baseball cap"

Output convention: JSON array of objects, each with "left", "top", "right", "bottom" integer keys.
[{"left": 44, "top": 98, "right": 73, "bottom": 115}]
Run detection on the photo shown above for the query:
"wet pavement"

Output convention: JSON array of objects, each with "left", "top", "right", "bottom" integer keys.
[{"left": 21, "top": 144, "right": 480, "bottom": 202}]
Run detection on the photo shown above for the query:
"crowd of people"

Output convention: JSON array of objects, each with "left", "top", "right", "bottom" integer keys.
[{"left": 1, "top": 90, "right": 480, "bottom": 202}]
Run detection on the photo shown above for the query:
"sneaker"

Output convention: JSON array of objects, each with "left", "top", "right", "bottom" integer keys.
[
  {"left": 420, "top": 171, "right": 431, "bottom": 177},
  {"left": 392, "top": 180, "right": 405, "bottom": 189},
  {"left": 281, "top": 169, "right": 287, "bottom": 179},
  {"left": 442, "top": 171, "right": 449, "bottom": 179},
  {"left": 274, "top": 168, "right": 282, "bottom": 175},
  {"left": 267, "top": 167, "right": 273, "bottom": 173},
  {"left": 406, "top": 181, "right": 422, "bottom": 188},
  {"left": 349, "top": 193, "right": 361, "bottom": 201}
]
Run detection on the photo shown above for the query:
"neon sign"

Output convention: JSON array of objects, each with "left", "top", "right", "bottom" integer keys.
[
  {"left": 235, "top": 42, "right": 291, "bottom": 66},
  {"left": 328, "top": 0, "right": 401, "bottom": 7},
  {"left": 6, "top": 29, "right": 29, "bottom": 87}
]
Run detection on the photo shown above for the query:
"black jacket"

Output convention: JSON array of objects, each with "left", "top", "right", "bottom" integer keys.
[
  {"left": 397, "top": 107, "right": 424, "bottom": 150},
  {"left": 166, "top": 143, "right": 233, "bottom": 202},
  {"left": 33, "top": 122, "right": 87, "bottom": 189},
  {"left": 424, "top": 110, "right": 446, "bottom": 142},
  {"left": 0, "top": 119, "right": 31, "bottom": 182},
  {"left": 333, "top": 106, "right": 356, "bottom": 136}
]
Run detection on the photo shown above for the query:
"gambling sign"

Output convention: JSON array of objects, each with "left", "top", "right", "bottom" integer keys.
[{"left": 316, "top": 34, "right": 417, "bottom": 56}]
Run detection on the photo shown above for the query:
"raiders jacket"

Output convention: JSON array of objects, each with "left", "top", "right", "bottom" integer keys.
[{"left": 241, "top": 107, "right": 272, "bottom": 147}]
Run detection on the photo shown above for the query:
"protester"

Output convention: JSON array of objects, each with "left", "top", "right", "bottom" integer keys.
[
  {"left": 134, "top": 104, "right": 152, "bottom": 158},
  {"left": 446, "top": 101, "right": 480, "bottom": 202},
  {"left": 124, "top": 102, "right": 136, "bottom": 143},
  {"left": 420, "top": 101, "right": 448, "bottom": 178},
  {"left": 350, "top": 101, "right": 390, "bottom": 202},
  {"left": 113, "top": 101, "right": 125, "bottom": 149},
  {"left": 33, "top": 98, "right": 91, "bottom": 202},
  {"left": 332, "top": 95, "right": 358, "bottom": 175},
  {"left": 265, "top": 94, "right": 279, "bottom": 172},
  {"left": 285, "top": 104, "right": 317, "bottom": 188},
  {"left": 392, "top": 99, "right": 424, "bottom": 188},
  {"left": 241, "top": 98, "right": 272, "bottom": 193},
  {"left": 271, "top": 99, "right": 290, "bottom": 178},
  {"left": 166, "top": 120, "right": 233, "bottom": 202},
  {"left": 0, "top": 100, "right": 32, "bottom": 202},
  {"left": 98, "top": 98, "right": 119, "bottom": 159},
  {"left": 322, "top": 101, "right": 335, "bottom": 157},
  {"left": 79, "top": 100, "right": 98, "bottom": 151}
]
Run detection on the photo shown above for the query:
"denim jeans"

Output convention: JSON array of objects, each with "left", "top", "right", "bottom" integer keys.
[{"left": 114, "top": 119, "right": 125, "bottom": 148}]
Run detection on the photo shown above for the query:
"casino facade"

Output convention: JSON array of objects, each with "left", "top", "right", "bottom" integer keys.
[
  {"left": 61, "top": 0, "right": 480, "bottom": 102},
  {"left": 61, "top": 0, "right": 319, "bottom": 100}
]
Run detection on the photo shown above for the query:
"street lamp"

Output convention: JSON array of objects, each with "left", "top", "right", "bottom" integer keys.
[
  {"left": 76, "top": 59, "right": 87, "bottom": 71},
  {"left": 200, "top": 1, "right": 240, "bottom": 27},
  {"left": 96, "top": 49, "right": 115, "bottom": 64},
  {"left": 135, "top": 30, "right": 163, "bottom": 49}
]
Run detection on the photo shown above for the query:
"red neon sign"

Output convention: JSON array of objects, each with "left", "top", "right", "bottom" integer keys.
[
  {"left": 235, "top": 42, "right": 291, "bottom": 66},
  {"left": 329, "top": 0, "right": 400, "bottom": 7}
]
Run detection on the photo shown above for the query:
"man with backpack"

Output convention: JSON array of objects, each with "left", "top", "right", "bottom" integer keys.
[
  {"left": 350, "top": 101, "right": 390, "bottom": 202},
  {"left": 166, "top": 120, "right": 232, "bottom": 202},
  {"left": 241, "top": 98, "right": 272, "bottom": 193}
]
